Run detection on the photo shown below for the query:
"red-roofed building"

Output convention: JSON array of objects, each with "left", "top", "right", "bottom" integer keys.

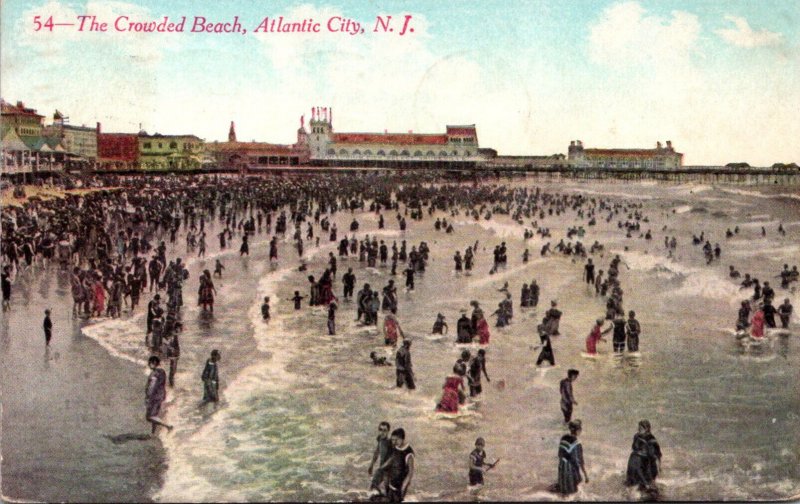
[
  {"left": 568, "top": 140, "right": 683, "bottom": 169},
  {"left": 1, "top": 99, "right": 71, "bottom": 173},
  {"left": 306, "top": 105, "right": 487, "bottom": 168},
  {"left": 206, "top": 120, "right": 310, "bottom": 171}
]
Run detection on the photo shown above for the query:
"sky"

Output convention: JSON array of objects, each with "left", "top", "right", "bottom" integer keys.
[{"left": 1, "top": 0, "right": 798, "bottom": 165}]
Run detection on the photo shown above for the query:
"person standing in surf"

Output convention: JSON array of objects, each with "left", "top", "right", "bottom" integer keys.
[
  {"left": 536, "top": 320, "right": 556, "bottom": 366},
  {"left": 585, "top": 319, "right": 610, "bottom": 355},
  {"left": 368, "top": 421, "right": 392, "bottom": 498},
  {"left": 468, "top": 349, "right": 491, "bottom": 397},
  {"left": 395, "top": 340, "right": 415, "bottom": 390},
  {"left": 327, "top": 299, "right": 337, "bottom": 335},
  {"left": 432, "top": 313, "right": 448, "bottom": 335},
  {"left": 555, "top": 420, "right": 588, "bottom": 496},
  {"left": 560, "top": 369, "right": 579, "bottom": 423},
  {"left": 750, "top": 306, "right": 765, "bottom": 340},
  {"left": 584, "top": 258, "right": 595, "bottom": 286},
  {"left": 383, "top": 313, "right": 404, "bottom": 347},
  {"left": 381, "top": 428, "right": 415, "bottom": 502},
  {"left": 736, "top": 300, "right": 751, "bottom": 332},
  {"left": 468, "top": 437, "right": 498, "bottom": 488},
  {"left": 625, "top": 419, "right": 662, "bottom": 493},
  {"left": 611, "top": 314, "right": 627, "bottom": 353},
  {"left": 626, "top": 311, "right": 641, "bottom": 352},
  {"left": 145, "top": 356, "right": 173, "bottom": 434},
  {"left": 239, "top": 234, "right": 249, "bottom": 256},
  {"left": 778, "top": 298, "right": 793, "bottom": 329},
  {"left": 201, "top": 350, "right": 221, "bottom": 403}
]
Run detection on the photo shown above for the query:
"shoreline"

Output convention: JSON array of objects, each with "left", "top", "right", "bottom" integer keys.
[
  {"left": 0, "top": 268, "right": 166, "bottom": 503},
  {"left": 2, "top": 176, "right": 798, "bottom": 501}
]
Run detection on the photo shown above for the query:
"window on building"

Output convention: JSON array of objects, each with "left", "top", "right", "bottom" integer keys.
[
  {"left": 339, "top": 149, "right": 348, "bottom": 156},
  {"left": 414, "top": 150, "right": 423, "bottom": 157},
  {"left": 169, "top": 141, "right": 177, "bottom": 149},
  {"left": 143, "top": 142, "right": 152, "bottom": 149},
  {"left": 377, "top": 150, "right": 386, "bottom": 156},
  {"left": 426, "top": 150, "right": 435, "bottom": 157},
  {"left": 158, "top": 143, "right": 163, "bottom": 149},
  {"left": 439, "top": 151, "right": 448, "bottom": 157},
  {"left": 389, "top": 150, "right": 398, "bottom": 156},
  {"left": 364, "top": 150, "right": 372, "bottom": 156},
  {"left": 400, "top": 150, "right": 410, "bottom": 156}
]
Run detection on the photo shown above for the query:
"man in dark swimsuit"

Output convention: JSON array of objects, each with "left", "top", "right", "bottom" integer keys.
[
  {"left": 626, "top": 311, "right": 641, "bottom": 352},
  {"left": 560, "top": 369, "right": 579, "bottom": 423},
  {"left": 381, "top": 428, "right": 415, "bottom": 502}
]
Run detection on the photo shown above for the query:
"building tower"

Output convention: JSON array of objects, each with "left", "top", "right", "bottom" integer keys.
[
  {"left": 297, "top": 114, "right": 308, "bottom": 146},
  {"left": 228, "top": 121, "right": 237, "bottom": 142},
  {"left": 307, "top": 105, "right": 332, "bottom": 159}
]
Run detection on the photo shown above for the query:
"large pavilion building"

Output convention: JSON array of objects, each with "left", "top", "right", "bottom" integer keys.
[
  {"left": 305, "top": 106, "right": 489, "bottom": 168},
  {"left": 568, "top": 139, "right": 683, "bottom": 170}
]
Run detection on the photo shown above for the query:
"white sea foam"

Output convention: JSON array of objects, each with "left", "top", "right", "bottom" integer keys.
[
  {"left": 81, "top": 316, "right": 149, "bottom": 367},
  {"left": 720, "top": 187, "right": 800, "bottom": 202},
  {"left": 673, "top": 270, "right": 747, "bottom": 306},
  {"left": 728, "top": 243, "right": 800, "bottom": 259},
  {"left": 615, "top": 249, "right": 693, "bottom": 278},
  {"left": 564, "top": 187, "right": 655, "bottom": 200},
  {"left": 453, "top": 218, "right": 523, "bottom": 239}
]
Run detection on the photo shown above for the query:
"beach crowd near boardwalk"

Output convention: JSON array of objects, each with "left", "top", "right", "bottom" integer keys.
[{"left": 1, "top": 170, "right": 797, "bottom": 502}]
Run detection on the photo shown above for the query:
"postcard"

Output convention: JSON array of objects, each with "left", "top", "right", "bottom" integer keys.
[{"left": 1, "top": 0, "right": 798, "bottom": 502}]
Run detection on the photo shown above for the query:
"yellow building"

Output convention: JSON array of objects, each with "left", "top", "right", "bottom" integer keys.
[{"left": 138, "top": 132, "right": 204, "bottom": 170}]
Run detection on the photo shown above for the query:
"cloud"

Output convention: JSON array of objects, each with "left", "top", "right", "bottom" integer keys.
[
  {"left": 588, "top": 1, "right": 701, "bottom": 69},
  {"left": 715, "top": 15, "right": 783, "bottom": 48},
  {"left": 247, "top": 4, "right": 533, "bottom": 149}
]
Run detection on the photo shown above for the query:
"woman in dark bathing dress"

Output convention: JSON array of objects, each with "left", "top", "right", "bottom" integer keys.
[{"left": 626, "top": 420, "right": 662, "bottom": 492}]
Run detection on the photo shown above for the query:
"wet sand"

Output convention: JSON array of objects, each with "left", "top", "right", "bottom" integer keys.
[{"left": 0, "top": 266, "right": 165, "bottom": 502}]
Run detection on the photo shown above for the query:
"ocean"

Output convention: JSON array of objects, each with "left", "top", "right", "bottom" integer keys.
[{"left": 2, "top": 178, "right": 798, "bottom": 502}]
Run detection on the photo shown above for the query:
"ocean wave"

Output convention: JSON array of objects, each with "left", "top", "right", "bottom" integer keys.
[{"left": 720, "top": 187, "right": 800, "bottom": 202}]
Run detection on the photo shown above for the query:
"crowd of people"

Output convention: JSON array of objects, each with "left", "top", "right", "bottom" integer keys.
[{"left": 2, "top": 170, "right": 795, "bottom": 502}]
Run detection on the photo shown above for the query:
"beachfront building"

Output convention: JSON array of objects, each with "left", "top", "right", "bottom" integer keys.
[
  {"left": 43, "top": 111, "right": 97, "bottom": 160},
  {"left": 137, "top": 131, "right": 204, "bottom": 170},
  {"left": 206, "top": 121, "right": 310, "bottom": 171},
  {"left": 568, "top": 140, "right": 683, "bottom": 170},
  {"left": 42, "top": 110, "right": 98, "bottom": 171},
  {"left": 96, "top": 123, "right": 139, "bottom": 171},
  {"left": 1, "top": 99, "right": 69, "bottom": 173},
  {"left": 305, "top": 106, "right": 488, "bottom": 168}
]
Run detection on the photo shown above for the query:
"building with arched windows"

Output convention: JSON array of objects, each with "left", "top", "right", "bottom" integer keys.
[
  {"left": 305, "top": 106, "right": 489, "bottom": 168},
  {"left": 207, "top": 121, "right": 310, "bottom": 171}
]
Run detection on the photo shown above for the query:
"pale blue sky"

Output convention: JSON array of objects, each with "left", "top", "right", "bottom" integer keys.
[{"left": 2, "top": 0, "right": 797, "bottom": 164}]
